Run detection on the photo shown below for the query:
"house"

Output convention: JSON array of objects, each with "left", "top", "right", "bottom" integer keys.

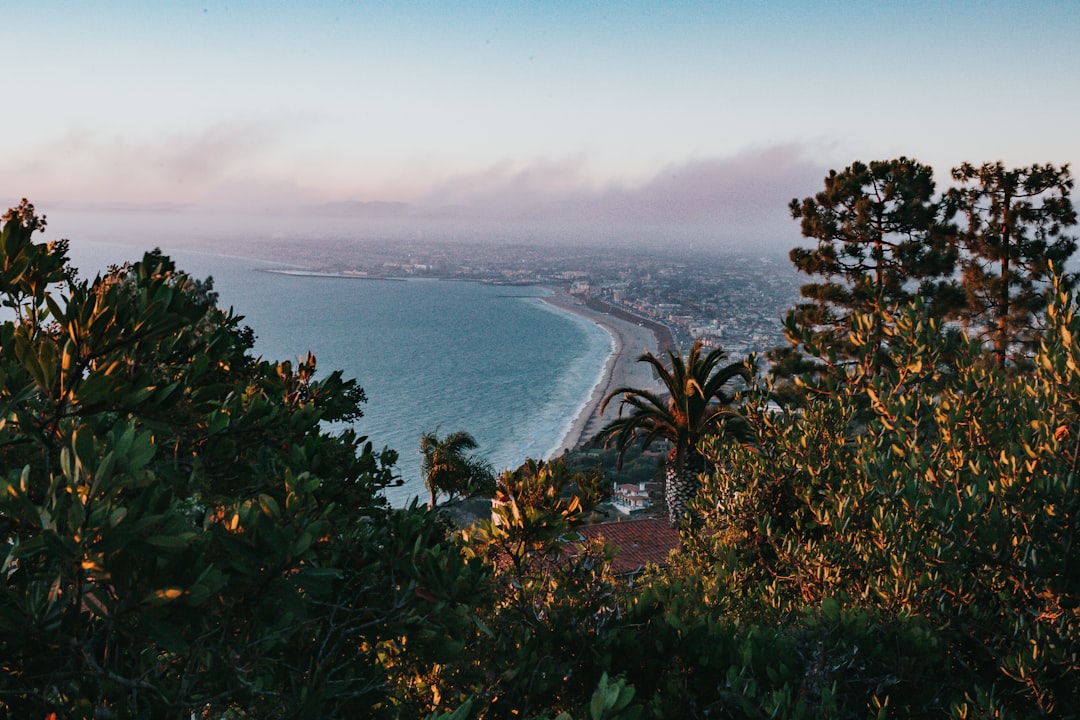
[{"left": 611, "top": 481, "right": 651, "bottom": 515}]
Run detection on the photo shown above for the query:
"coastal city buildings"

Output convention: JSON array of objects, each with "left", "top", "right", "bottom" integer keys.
[{"left": 249, "top": 237, "right": 804, "bottom": 363}]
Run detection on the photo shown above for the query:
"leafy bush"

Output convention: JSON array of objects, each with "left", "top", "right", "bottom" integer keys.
[
  {"left": 689, "top": 288, "right": 1080, "bottom": 716},
  {"left": 0, "top": 202, "right": 483, "bottom": 719}
]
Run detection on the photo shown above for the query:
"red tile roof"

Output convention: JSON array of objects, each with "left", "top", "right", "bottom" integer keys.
[{"left": 579, "top": 518, "right": 680, "bottom": 575}]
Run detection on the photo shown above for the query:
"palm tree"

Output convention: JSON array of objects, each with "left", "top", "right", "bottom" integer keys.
[
  {"left": 596, "top": 341, "right": 752, "bottom": 526},
  {"left": 420, "top": 429, "right": 495, "bottom": 508}
]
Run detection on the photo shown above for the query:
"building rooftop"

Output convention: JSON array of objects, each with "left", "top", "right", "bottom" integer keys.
[{"left": 579, "top": 518, "right": 680, "bottom": 575}]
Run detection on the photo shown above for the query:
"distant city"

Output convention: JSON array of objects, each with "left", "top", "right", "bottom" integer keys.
[{"left": 231, "top": 236, "right": 806, "bottom": 361}]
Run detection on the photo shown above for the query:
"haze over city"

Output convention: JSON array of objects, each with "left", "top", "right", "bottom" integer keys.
[{"left": 7, "top": 0, "right": 1079, "bottom": 251}]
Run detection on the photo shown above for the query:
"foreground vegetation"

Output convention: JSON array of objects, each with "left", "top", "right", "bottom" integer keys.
[{"left": 1, "top": 156, "right": 1078, "bottom": 719}]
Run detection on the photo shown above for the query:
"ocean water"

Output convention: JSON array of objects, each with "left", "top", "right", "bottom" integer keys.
[{"left": 64, "top": 241, "right": 613, "bottom": 506}]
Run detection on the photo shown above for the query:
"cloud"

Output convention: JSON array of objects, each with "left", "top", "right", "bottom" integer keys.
[
  {"left": 413, "top": 156, "right": 595, "bottom": 211},
  {"left": 7, "top": 130, "right": 835, "bottom": 251},
  {"left": 4, "top": 121, "right": 301, "bottom": 208},
  {"left": 577, "top": 144, "right": 829, "bottom": 226},
  {"left": 404, "top": 144, "right": 831, "bottom": 248}
]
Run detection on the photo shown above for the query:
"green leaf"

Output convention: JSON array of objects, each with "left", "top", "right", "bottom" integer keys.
[
  {"left": 129, "top": 430, "right": 156, "bottom": 469},
  {"left": 208, "top": 409, "right": 230, "bottom": 435},
  {"left": 257, "top": 493, "right": 280, "bottom": 519},
  {"left": 590, "top": 682, "right": 606, "bottom": 720},
  {"left": 145, "top": 534, "right": 192, "bottom": 551},
  {"left": 473, "top": 615, "right": 496, "bottom": 639},
  {"left": 293, "top": 530, "right": 313, "bottom": 556},
  {"left": 74, "top": 370, "right": 114, "bottom": 407}
]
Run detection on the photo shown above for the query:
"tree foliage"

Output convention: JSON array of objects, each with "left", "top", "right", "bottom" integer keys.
[
  {"left": 782, "top": 157, "right": 960, "bottom": 377},
  {"left": 777, "top": 159, "right": 1078, "bottom": 384},
  {"left": 595, "top": 341, "right": 752, "bottom": 526},
  {"left": 421, "top": 428, "right": 496, "bottom": 508},
  {"left": 8, "top": 191, "right": 1080, "bottom": 719},
  {"left": 690, "top": 286, "right": 1080, "bottom": 716},
  {"left": 457, "top": 459, "right": 621, "bottom": 718},
  {"left": 945, "top": 161, "right": 1078, "bottom": 366},
  {"left": 0, "top": 201, "right": 483, "bottom": 719}
]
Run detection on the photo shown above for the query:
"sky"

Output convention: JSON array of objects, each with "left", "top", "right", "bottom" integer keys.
[{"left": 5, "top": 0, "right": 1080, "bottom": 250}]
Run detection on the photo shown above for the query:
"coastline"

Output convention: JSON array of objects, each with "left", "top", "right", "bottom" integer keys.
[
  {"left": 257, "top": 268, "right": 407, "bottom": 281},
  {"left": 542, "top": 288, "right": 666, "bottom": 455},
  {"left": 252, "top": 266, "right": 661, "bottom": 467}
]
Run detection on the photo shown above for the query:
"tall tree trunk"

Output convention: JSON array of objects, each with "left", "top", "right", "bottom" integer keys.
[
  {"left": 665, "top": 448, "right": 704, "bottom": 526},
  {"left": 996, "top": 196, "right": 1013, "bottom": 368}
]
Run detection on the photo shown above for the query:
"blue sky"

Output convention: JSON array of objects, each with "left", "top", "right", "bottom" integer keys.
[{"left": 6, "top": 1, "right": 1079, "bottom": 247}]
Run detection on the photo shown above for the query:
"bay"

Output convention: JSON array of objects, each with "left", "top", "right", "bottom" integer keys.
[{"left": 64, "top": 240, "right": 612, "bottom": 506}]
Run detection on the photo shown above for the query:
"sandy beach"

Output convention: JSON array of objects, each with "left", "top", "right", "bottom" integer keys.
[{"left": 544, "top": 288, "right": 667, "bottom": 455}]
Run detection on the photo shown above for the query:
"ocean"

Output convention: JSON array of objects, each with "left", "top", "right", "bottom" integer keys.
[{"left": 64, "top": 241, "right": 613, "bottom": 506}]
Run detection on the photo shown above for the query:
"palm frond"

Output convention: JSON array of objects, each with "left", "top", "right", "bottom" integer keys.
[
  {"left": 702, "top": 359, "right": 753, "bottom": 400},
  {"left": 592, "top": 339, "right": 754, "bottom": 474}
]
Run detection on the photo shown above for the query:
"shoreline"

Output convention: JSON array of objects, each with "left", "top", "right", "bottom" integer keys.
[
  {"left": 542, "top": 288, "right": 666, "bottom": 455},
  {"left": 257, "top": 268, "right": 407, "bottom": 281}
]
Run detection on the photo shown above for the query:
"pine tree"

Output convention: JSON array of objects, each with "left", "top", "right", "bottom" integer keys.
[
  {"left": 782, "top": 158, "right": 960, "bottom": 378},
  {"left": 946, "top": 161, "right": 1078, "bottom": 366}
]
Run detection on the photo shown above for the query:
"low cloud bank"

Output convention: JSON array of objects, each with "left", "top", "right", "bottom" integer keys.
[
  {"left": 317, "top": 144, "right": 829, "bottom": 250},
  {"left": 7, "top": 138, "right": 831, "bottom": 252}
]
